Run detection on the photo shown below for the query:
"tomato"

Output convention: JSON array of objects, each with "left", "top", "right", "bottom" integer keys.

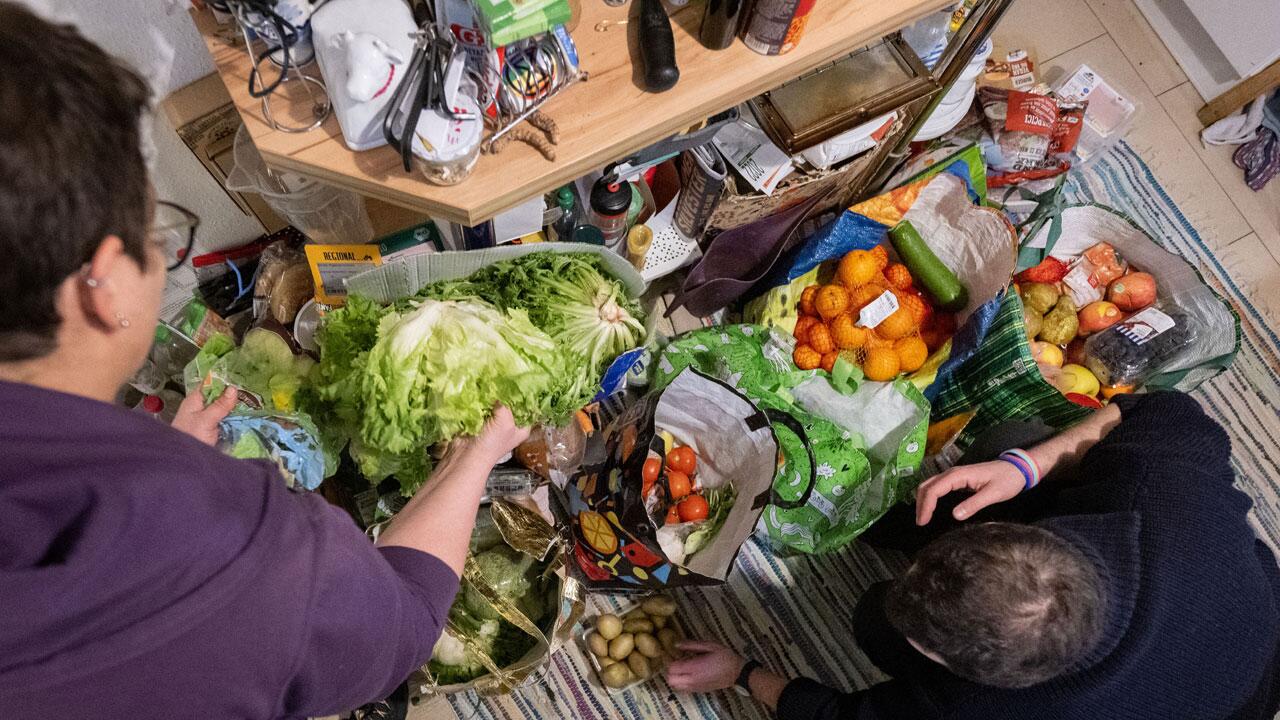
[
  {"left": 642, "top": 457, "right": 662, "bottom": 496},
  {"left": 665, "top": 470, "right": 691, "bottom": 500},
  {"left": 678, "top": 494, "right": 709, "bottom": 522},
  {"left": 665, "top": 505, "right": 681, "bottom": 525},
  {"left": 666, "top": 446, "right": 697, "bottom": 475}
]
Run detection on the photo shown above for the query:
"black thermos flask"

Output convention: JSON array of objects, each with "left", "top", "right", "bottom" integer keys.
[{"left": 700, "top": 0, "right": 749, "bottom": 50}]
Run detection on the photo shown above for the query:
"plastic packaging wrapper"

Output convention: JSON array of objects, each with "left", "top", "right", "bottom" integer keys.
[
  {"left": 253, "top": 241, "right": 313, "bottom": 326},
  {"left": 1084, "top": 305, "right": 1197, "bottom": 387},
  {"left": 217, "top": 412, "right": 327, "bottom": 490},
  {"left": 653, "top": 325, "right": 930, "bottom": 555},
  {"left": 404, "top": 499, "right": 584, "bottom": 698},
  {"left": 513, "top": 422, "right": 587, "bottom": 486},
  {"left": 556, "top": 367, "right": 786, "bottom": 587}
]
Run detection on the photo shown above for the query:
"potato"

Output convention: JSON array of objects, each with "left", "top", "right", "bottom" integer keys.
[
  {"left": 600, "top": 656, "right": 618, "bottom": 667},
  {"left": 627, "top": 652, "right": 651, "bottom": 680},
  {"left": 596, "top": 614, "right": 623, "bottom": 641},
  {"left": 650, "top": 614, "right": 668, "bottom": 630},
  {"left": 601, "top": 662, "right": 632, "bottom": 688},
  {"left": 642, "top": 596, "right": 677, "bottom": 617},
  {"left": 608, "top": 632, "right": 635, "bottom": 661},
  {"left": 623, "top": 607, "right": 648, "bottom": 621},
  {"left": 635, "top": 633, "right": 661, "bottom": 659},
  {"left": 658, "top": 627, "right": 679, "bottom": 654},
  {"left": 623, "top": 618, "right": 654, "bottom": 634},
  {"left": 588, "top": 631, "right": 610, "bottom": 658}
]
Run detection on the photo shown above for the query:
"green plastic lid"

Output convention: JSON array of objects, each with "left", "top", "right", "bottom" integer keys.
[
  {"left": 557, "top": 187, "right": 574, "bottom": 209},
  {"left": 573, "top": 225, "right": 605, "bottom": 245}
]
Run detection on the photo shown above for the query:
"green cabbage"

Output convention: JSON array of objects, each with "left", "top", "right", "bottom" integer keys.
[{"left": 429, "top": 544, "right": 551, "bottom": 685}]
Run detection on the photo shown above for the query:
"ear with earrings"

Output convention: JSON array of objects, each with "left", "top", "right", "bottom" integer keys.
[{"left": 84, "top": 276, "right": 129, "bottom": 328}]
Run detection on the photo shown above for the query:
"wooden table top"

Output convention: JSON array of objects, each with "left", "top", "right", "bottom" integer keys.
[{"left": 193, "top": 0, "right": 951, "bottom": 226}]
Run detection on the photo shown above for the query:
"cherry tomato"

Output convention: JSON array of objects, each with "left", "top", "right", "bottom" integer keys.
[
  {"left": 665, "top": 505, "right": 681, "bottom": 525},
  {"left": 678, "top": 494, "right": 710, "bottom": 522},
  {"left": 642, "top": 457, "right": 662, "bottom": 496},
  {"left": 666, "top": 470, "right": 691, "bottom": 500},
  {"left": 666, "top": 446, "right": 697, "bottom": 476}
]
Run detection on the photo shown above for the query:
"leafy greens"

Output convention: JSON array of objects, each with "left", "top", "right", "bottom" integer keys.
[{"left": 301, "top": 252, "right": 645, "bottom": 495}]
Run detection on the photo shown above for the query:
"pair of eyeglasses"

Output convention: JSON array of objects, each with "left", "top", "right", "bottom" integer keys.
[{"left": 151, "top": 201, "right": 201, "bottom": 272}]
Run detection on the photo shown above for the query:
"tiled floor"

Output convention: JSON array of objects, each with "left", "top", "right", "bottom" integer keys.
[{"left": 993, "top": 0, "right": 1280, "bottom": 324}]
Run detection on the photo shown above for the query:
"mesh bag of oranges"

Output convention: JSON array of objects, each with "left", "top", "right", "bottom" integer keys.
[{"left": 791, "top": 244, "right": 956, "bottom": 383}]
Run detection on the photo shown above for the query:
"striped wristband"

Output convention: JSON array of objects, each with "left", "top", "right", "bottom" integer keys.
[{"left": 998, "top": 449, "right": 1041, "bottom": 491}]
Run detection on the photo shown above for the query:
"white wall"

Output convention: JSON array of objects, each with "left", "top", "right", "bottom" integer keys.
[{"left": 49, "top": 0, "right": 265, "bottom": 251}]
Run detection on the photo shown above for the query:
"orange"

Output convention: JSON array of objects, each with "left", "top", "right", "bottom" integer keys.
[
  {"left": 837, "top": 250, "right": 879, "bottom": 288},
  {"left": 884, "top": 263, "right": 914, "bottom": 291},
  {"left": 820, "top": 351, "right": 839, "bottom": 373},
  {"left": 869, "top": 244, "right": 890, "bottom": 271},
  {"left": 848, "top": 283, "right": 889, "bottom": 313},
  {"left": 898, "top": 293, "right": 930, "bottom": 326},
  {"left": 894, "top": 337, "right": 929, "bottom": 373},
  {"left": 793, "top": 344, "right": 821, "bottom": 370},
  {"left": 863, "top": 330, "right": 892, "bottom": 350},
  {"left": 863, "top": 347, "right": 901, "bottom": 381},
  {"left": 814, "top": 284, "right": 851, "bottom": 320},
  {"left": 798, "top": 285, "right": 819, "bottom": 316},
  {"left": 793, "top": 315, "right": 819, "bottom": 344},
  {"left": 808, "top": 323, "right": 836, "bottom": 354},
  {"left": 830, "top": 313, "right": 868, "bottom": 349},
  {"left": 875, "top": 306, "right": 919, "bottom": 340}
]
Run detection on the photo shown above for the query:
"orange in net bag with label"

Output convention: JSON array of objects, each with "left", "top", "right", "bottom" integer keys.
[{"left": 790, "top": 245, "right": 951, "bottom": 381}]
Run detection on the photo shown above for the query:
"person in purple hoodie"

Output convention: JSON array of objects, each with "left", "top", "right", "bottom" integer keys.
[{"left": 0, "top": 4, "right": 527, "bottom": 718}]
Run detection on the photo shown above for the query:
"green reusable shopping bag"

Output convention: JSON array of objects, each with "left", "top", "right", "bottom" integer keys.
[{"left": 652, "top": 325, "right": 930, "bottom": 555}]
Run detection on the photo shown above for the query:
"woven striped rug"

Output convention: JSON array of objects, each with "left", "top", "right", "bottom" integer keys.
[{"left": 411, "top": 140, "right": 1280, "bottom": 719}]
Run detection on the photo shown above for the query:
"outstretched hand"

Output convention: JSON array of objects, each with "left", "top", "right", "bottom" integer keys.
[
  {"left": 914, "top": 459, "right": 1027, "bottom": 525},
  {"left": 665, "top": 641, "right": 746, "bottom": 693},
  {"left": 171, "top": 387, "right": 237, "bottom": 446}
]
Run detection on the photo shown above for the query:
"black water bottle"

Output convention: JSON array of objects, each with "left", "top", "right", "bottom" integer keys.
[{"left": 700, "top": 0, "right": 749, "bottom": 50}]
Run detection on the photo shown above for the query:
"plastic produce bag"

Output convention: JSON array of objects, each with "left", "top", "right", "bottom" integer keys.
[
  {"left": 402, "top": 500, "right": 584, "bottom": 698},
  {"left": 653, "top": 325, "right": 930, "bottom": 555},
  {"left": 218, "top": 412, "right": 327, "bottom": 491}
]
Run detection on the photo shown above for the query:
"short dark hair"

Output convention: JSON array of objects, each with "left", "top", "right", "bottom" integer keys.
[
  {"left": 885, "top": 522, "right": 1105, "bottom": 688},
  {"left": 0, "top": 2, "right": 152, "bottom": 361}
]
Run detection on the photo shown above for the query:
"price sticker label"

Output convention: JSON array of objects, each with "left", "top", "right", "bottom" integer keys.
[
  {"left": 858, "top": 290, "right": 900, "bottom": 328},
  {"left": 1117, "top": 307, "right": 1175, "bottom": 345}
]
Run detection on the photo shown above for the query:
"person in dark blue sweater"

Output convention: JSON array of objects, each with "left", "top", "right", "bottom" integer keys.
[{"left": 666, "top": 391, "right": 1280, "bottom": 719}]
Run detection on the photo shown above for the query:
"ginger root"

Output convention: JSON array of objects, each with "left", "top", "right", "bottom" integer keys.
[{"left": 487, "top": 126, "right": 557, "bottom": 161}]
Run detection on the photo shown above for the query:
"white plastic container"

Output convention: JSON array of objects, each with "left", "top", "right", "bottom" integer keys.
[
  {"left": 1054, "top": 64, "right": 1140, "bottom": 167},
  {"left": 225, "top": 126, "right": 374, "bottom": 243},
  {"left": 913, "top": 38, "right": 993, "bottom": 142}
]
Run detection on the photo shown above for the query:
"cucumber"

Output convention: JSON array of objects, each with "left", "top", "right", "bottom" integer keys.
[{"left": 888, "top": 221, "right": 969, "bottom": 312}]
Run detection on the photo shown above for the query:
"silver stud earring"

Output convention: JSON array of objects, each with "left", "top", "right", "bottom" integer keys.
[
  {"left": 115, "top": 312, "right": 130, "bottom": 328},
  {"left": 85, "top": 277, "right": 102, "bottom": 288}
]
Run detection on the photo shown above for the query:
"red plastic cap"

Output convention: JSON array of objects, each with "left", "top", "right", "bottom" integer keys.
[{"left": 142, "top": 395, "right": 164, "bottom": 413}]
